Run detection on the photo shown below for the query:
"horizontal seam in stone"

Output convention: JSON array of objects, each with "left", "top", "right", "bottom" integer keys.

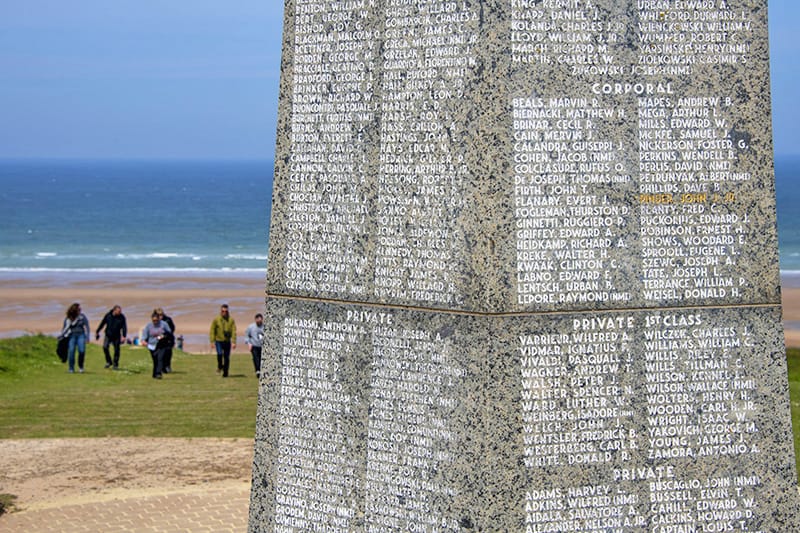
[{"left": 266, "top": 292, "right": 782, "bottom": 317}]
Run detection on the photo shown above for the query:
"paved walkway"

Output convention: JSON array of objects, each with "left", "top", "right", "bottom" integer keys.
[{"left": 0, "top": 484, "right": 250, "bottom": 532}]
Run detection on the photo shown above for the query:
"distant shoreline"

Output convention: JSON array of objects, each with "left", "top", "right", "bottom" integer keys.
[
  {"left": 781, "top": 271, "right": 800, "bottom": 288},
  {"left": 0, "top": 271, "right": 266, "bottom": 354},
  {"left": 1, "top": 270, "right": 798, "bottom": 349},
  {"left": 0, "top": 269, "right": 265, "bottom": 283}
]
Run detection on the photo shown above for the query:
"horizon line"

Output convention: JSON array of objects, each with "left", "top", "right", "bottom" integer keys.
[
  {"left": 2, "top": 154, "right": 800, "bottom": 161},
  {"left": 0, "top": 156, "right": 276, "bottom": 162}
]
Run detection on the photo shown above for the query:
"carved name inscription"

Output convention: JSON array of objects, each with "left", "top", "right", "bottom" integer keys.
[
  {"left": 276, "top": 1, "right": 767, "bottom": 311},
  {"left": 374, "top": 0, "right": 476, "bottom": 307},
  {"left": 261, "top": 305, "right": 785, "bottom": 531},
  {"left": 636, "top": 1, "right": 753, "bottom": 75},
  {"left": 274, "top": 316, "right": 360, "bottom": 530},
  {"left": 283, "top": 0, "right": 479, "bottom": 306},
  {"left": 286, "top": 0, "right": 374, "bottom": 296},
  {"left": 271, "top": 307, "right": 465, "bottom": 531},
  {"left": 511, "top": 1, "right": 625, "bottom": 72},
  {"left": 513, "top": 94, "right": 631, "bottom": 307},
  {"left": 366, "top": 322, "right": 463, "bottom": 530},
  {"left": 519, "top": 309, "right": 773, "bottom": 533},
  {"left": 638, "top": 94, "right": 747, "bottom": 303},
  {"left": 255, "top": 1, "right": 793, "bottom": 531}
]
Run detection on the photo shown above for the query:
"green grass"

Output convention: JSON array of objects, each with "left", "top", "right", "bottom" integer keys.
[
  {"left": 788, "top": 348, "right": 800, "bottom": 474},
  {"left": 0, "top": 335, "right": 258, "bottom": 438},
  {"left": 0, "top": 493, "right": 17, "bottom": 515},
  {"left": 2, "top": 336, "right": 800, "bottom": 473}
]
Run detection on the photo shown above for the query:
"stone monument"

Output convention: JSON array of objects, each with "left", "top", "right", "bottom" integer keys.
[{"left": 250, "top": 1, "right": 800, "bottom": 531}]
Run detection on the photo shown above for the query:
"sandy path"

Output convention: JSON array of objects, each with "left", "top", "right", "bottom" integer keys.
[{"left": 0, "top": 438, "right": 254, "bottom": 512}]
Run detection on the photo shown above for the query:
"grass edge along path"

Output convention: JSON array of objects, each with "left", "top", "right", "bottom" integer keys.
[
  {"left": 787, "top": 347, "right": 800, "bottom": 476},
  {"left": 0, "top": 335, "right": 258, "bottom": 438},
  {"left": 0, "top": 493, "right": 16, "bottom": 516},
  {"left": 2, "top": 336, "right": 800, "bottom": 474}
]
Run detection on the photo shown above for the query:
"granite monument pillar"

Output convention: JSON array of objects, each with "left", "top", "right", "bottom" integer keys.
[{"left": 250, "top": 1, "right": 800, "bottom": 530}]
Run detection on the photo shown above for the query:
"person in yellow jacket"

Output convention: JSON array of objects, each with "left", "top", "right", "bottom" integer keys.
[{"left": 209, "top": 304, "right": 237, "bottom": 377}]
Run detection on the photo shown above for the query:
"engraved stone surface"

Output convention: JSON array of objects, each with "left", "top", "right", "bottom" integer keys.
[{"left": 250, "top": 1, "right": 799, "bottom": 531}]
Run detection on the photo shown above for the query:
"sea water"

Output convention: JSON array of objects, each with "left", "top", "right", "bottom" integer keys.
[
  {"left": 0, "top": 157, "right": 798, "bottom": 277},
  {"left": 0, "top": 159, "right": 272, "bottom": 272},
  {"left": 776, "top": 155, "right": 800, "bottom": 280}
]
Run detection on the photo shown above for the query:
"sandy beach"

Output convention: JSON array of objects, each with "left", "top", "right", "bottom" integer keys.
[
  {"left": 0, "top": 272, "right": 267, "bottom": 354},
  {"left": 782, "top": 284, "right": 800, "bottom": 347},
  {"left": 1, "top": 271, "right": 799, "bottom": 349}
]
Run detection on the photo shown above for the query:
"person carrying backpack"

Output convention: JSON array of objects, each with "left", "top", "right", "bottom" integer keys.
[{"left": 62, "top": 302, "right": 91, "bottom": 373}]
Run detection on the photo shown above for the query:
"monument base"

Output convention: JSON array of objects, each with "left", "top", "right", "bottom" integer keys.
[{"left": 249, "top": 297, "right": 796, "bottom": 531}]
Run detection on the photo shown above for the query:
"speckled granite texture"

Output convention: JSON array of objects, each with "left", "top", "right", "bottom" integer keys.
[
  {"left": 251, "top": 300, "right": 797, "bottom": 531},
  {"left": 250, "top": 1, "right": 798, "bottom": 531},
  {"left": 265, "top": 0, "right": 779, "bottom": 314}
]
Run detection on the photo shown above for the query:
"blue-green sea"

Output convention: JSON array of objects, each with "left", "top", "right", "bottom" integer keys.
[
  {"left": 0, "top": 157, "right": 797, "bottom": 277},
  {"left": 0, "top": 159, "right": 272, "bottom": 273}
]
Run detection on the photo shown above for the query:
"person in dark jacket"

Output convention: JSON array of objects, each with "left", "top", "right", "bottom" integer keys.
[
  {"left": 96, "top": 305, "right": 127, "bottom": 369},
  {"left": 156, "top": 308, "right": 176, "bottom": 373}
]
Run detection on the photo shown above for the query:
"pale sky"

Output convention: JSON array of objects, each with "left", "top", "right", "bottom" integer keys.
[{"left": 0, "top": 1, "right": 797, "bottom": 159}]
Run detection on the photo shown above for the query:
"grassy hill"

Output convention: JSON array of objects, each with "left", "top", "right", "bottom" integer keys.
[
  {"left": 0, "top": 335, "right": 258, "bottom": 438},
  {"left": 1, "top": 336, "right": 800, "bottom": 475},
  {"left": 787, "top": 347, "right": 800, "bottom": 473}
]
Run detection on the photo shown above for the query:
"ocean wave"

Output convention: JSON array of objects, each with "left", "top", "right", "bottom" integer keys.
[
  {"left": 27, "top": 252, "right": 213, "bottom": 261},
  {"left": 114, "top": 253, "right": 204, "bottom": 260},
  {"left": 22, "top": 252, "right": 267, "bottom": 263},
  {"left": 2, "top": 249, "right": 270, "bottom": 272},
  {"left": 224, "top": 254, "right": 269, "bottom": 260}
]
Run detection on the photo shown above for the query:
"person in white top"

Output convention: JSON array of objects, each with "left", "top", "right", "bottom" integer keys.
[{"left": 245, "top": 313, "right": 264, "bottom": 378}]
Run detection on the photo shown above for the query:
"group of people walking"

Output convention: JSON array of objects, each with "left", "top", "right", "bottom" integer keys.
[
  {"left": 58, "top": 303, "right": 132, "bottom": 373},
  {"left": 59, "top": 303, "right": 264, "bottom": 379},
  {"left": 208, "top": 304, "right": 264, "bottom": 378},
  {"left": 141, "top": 308, "right": 176, "bottom": 379}
]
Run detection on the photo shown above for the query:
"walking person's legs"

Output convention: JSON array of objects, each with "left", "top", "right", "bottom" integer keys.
[
  {"left": 251, "top": 346, "right": 262, "bottom": 378},
  {"left": 222, "top": 342, "right": 231, "bottom": 377},
  {"left": 112, "top": 339, "right": 121, "bottom": 368},
  {"left": 75, "top": 334, "right": 86, "bottom": 372},
  {"left": 67, "top": 336, "right": 77, "bottom": 372},
  {"left": 163, "top": 348, "right": 172, "bottom": 373},
  {"left": 150, "top": 348, "right": 164, "bottom": 378},
  {"left": 215, "top": 341, "right": 225, "bottom": 373},
  {"left": 103, "top": 336, "right": 113, "bottom": 367}
]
